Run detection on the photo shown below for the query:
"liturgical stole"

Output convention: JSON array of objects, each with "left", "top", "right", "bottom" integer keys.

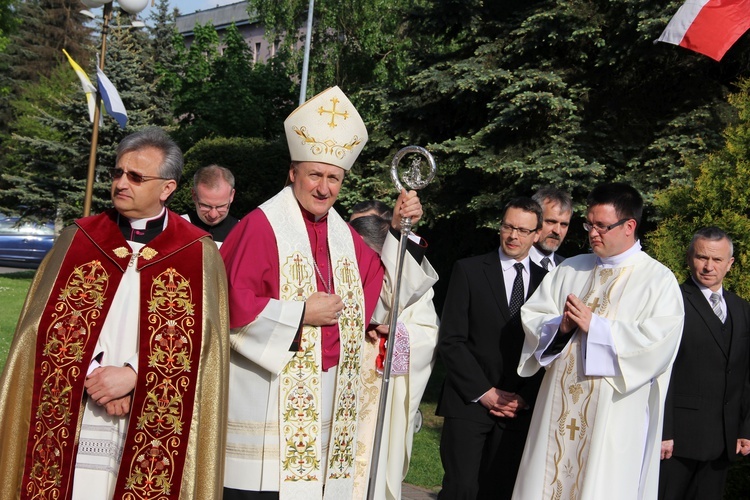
[
  {"left": 543, "top": 264, "right": 634, "bottom": 498},
  {"left": 261, "top": 187, "right": 366, "bottom": 500},
  {"left": 19, "top": 212, "right": 205, "bottom": 500}
]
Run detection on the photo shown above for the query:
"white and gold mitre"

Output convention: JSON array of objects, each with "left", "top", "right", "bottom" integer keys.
[{"left": 284, "top": 86, "right": 368, "bottom": 171}]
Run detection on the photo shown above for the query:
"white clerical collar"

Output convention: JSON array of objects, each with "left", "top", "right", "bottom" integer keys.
[
  {"left": 596, "top": 239, "right": 642, "bottom": 268},
  {"left": 529, "top": 245, "right": 555, "bottom": 268},
  {"left": 498, "top": 248, "right": 531, "bottom": 273},
  {"left": 127, "top": 207, "right": 168, "bottom": 230},
  {"left": 690, "top": 276, "right": 724, "bottom": 302}
]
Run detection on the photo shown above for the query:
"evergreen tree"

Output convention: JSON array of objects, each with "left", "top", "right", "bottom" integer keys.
[
  {"left": 0, "top": 0, "right": 91, "bottom": 140},
  {"left": 148, "top": 0, "right": 179, "bottom": 127},
  {"left": 386, "top": 0, "right": 745, "bottom": 230},
  {"left": 169, "top": 22, "right": 295, "bottom": 148},
  {"left": 0, "top": 8, "right": 170, "bottom": 224},
  {"left": 5, "top": 0, "right": 91, "bottom": 83},
  {"left": 651, "top": 78, "right": 750, "bottom": 299}
]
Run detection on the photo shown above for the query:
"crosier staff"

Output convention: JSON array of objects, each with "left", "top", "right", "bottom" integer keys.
[{"left": 366, "top": 146, "right": 436, "bottom": 500}]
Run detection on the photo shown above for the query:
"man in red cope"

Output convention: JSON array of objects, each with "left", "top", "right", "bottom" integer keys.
[
  {"left": 221, "top": 86, "right": 437, "bottom": 500},
  {"left": 0, "top": 128, "right": 230, "bottom": 500}
]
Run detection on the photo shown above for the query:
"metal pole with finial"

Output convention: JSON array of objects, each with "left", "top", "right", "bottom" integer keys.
[{"left": 366, "top": 146, "right": 436, "bottom": 500}]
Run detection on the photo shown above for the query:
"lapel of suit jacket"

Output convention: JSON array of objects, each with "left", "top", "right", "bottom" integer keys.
[
  {"left": 724, "top": 291, "right": 746, "bottom": 363},
  {"left": 554, "top": 253, "right": 565, "bottom": 266},
  {"left": 528, "top": 262, "right": 547, "bottom": 299},
  {"left": 483, "top": 250, "right": 512, "bottom": 321},
  {"left": 682, "top": 279, "right": 729, "bottom": 358}
]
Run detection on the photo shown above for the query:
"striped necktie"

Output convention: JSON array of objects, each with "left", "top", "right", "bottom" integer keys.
[
  {"left": 710, "top": 292, "right": 725, "bottom": 323},
  {"left": 540, "top": 256, "right": 551, "bottom": 270}
]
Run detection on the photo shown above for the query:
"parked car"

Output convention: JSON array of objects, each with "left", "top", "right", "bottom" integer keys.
[{"left": 0, "top": 216, "right": 55, "bottom": 268}]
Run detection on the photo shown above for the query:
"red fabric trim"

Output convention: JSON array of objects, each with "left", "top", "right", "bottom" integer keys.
[
  {"left": 113, "top": 242, "right": 204, "bottom": 498},
  {"left": 20, "top": 224, "right": 125, "bottom": 499},
  {"left": 681, "top": 0, "right": 750, "bottom": 60},
  {"left": 19, "top": 210, "right": 208, "bottom": 500}
]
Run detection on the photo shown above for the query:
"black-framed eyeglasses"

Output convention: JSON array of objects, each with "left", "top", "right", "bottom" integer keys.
[
  {"left": 500, "top": 223, "right": 537, "bottom": 237},
  {"left": 583, "top": 218, "right": 631, "bottom": 234},
  {"left": 110, "top": 168, "right": 168, "bottom": 184},
  {"left": 196, "top": 201, "right": 231, "bottom": 214}
]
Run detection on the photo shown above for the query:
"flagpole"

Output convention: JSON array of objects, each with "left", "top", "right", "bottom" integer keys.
[
  {"left": 82, "top": 1, "right": 112, "bottom": 218},
  {"left": 299, "top": 0, "right": 314, "bottom": 105}
]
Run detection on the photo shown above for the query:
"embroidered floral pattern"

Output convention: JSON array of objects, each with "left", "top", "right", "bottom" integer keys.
[
  {"left": 327, "top": 257, "right": 364, "bottom": 480},
  {"left": 25, "top": 260, "right": 109, "bottom": 498},
  {"left": 292, "top": 126, "right": 363, "bottom": 160},
  {"left": 280, "top": 252, "right": 321, "bottom": 482},
  {"left": 124, "top": 267, "right": 195, "bottom": 497}
]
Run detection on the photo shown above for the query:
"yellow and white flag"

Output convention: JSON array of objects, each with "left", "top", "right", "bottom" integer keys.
[{"left": 62, "top": 49, "right": 96, "bottom": 122}]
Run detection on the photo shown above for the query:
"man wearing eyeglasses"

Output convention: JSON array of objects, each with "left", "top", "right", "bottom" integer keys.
[
  {"left": 182, "top": 164, "right": 239, "bottom": 247},
  {"left": 437, "top": 197, "right": 547, "bottom": 500},
  {"left": 513, "top": 182, "right": 684, "bottom": 500},
  {"left": 0, "top": 127, "right": 229, "bottom": 500}
]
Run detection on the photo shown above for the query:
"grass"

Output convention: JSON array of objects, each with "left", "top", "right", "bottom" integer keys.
[
  {"left": 0, "top": 270, "right": 446, "bottom": 491},
  {"left": 404, "top": 360, "right": 445, "bottom": 491},
  {"left": 404, "top": 400, "right": 443, "bottom": 490},
  {"left": 0, "top": 270, "right": 35, "bottom": 373}
]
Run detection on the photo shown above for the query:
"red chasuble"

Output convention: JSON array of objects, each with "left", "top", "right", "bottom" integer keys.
[{"left": 15, "top": 209, "right": 211, "bottom": 500}]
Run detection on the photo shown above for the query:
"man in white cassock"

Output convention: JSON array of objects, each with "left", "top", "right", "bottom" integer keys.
[
  {"left": 513, "top": 183, "right": 684, "bottom": 500},
  {"left": 220, "top": 86, "right": 437, "bottom": 500}
]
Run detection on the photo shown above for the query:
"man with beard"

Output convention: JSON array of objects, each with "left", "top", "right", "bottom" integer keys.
[{"left": 529, "top": 187, "right": 572, "bottom": 271}]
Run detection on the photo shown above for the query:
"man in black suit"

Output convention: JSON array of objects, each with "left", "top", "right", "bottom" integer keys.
[
  {"left": 437, "top": 197, "right": 546, "bottom": 500},
  {"left": 530, "top": 187, "right": 572, "bottom": 270},
  {"left": 659, "top": 226, "right": 750, "bottom": 499}
]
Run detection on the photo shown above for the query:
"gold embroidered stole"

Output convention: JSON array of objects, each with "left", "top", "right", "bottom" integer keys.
[
  {"left": 18, "top": 212, "right": 206, "bottom": 500},
  {"left": 543, "top": 264, "right": 633, "bottom": 499},
  {"left": 261, "top": 187, "right": 366, "bottom": 500}
]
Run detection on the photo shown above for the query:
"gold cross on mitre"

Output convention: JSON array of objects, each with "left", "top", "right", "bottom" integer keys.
[{"left": 318, "top": 97, "right": 349, "bottom": 128}]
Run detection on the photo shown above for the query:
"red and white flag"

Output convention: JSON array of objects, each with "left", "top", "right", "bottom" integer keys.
[{"left": 658, "top": 0, "right": 750, "bottom": 61}]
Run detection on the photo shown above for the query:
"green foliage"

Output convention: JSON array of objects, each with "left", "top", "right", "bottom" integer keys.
[
  {"left": 651, "top": 79, "right": 750, "bottom": 300},
  {"left": 148, "top": 0, "right": 179, "bottom": 127},
  {"left": 0, "top": 271, "right": 35, "bottom": 374},
  {"left": 250, "top": 0, "right": 423, "bottom": 95},
  {"left": 169, "top": 22, "right": 296, "bottom": 149},
  {"left": 0, "top": 0, "right": 91, "bottom": 140},
  {"left": 0, "top": 9, "right": 176, "bottom": 225},
  {"left": 170, "top": 135, "right": 290, "bottom": 218}
]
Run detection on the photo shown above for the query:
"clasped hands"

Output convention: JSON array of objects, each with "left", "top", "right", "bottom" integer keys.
[
  {"left": 85, "top": 365, "right": 137, "bottom": 416},
  {"left": 480, "top": 387, "right": 527, "bottom": 418},
  {"left": 560, "top": 294, "right": 592, "bottom": 334}
]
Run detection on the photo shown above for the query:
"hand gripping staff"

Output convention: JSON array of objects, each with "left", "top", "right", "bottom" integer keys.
[{"left": 366, "top": 146, "right": 436, "bottom": 499}]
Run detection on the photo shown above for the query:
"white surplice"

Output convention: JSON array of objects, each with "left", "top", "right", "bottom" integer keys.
[
  {"left": 513, "top": 247, "right": 684, "bottom": 500},
  {"left": 353, "top": 288, "right": 439, "bottom": 500}
]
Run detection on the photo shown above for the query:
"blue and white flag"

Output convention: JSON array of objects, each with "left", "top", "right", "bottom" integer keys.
[{"left": 96, "top": 67, "right": 127, "bottom": 129}]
